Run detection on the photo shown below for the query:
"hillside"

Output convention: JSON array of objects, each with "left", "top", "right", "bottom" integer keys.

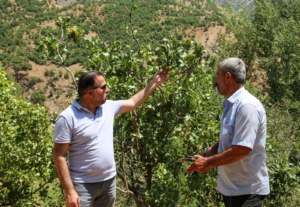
[
  {"left": 3, "top": 1, "right": 300, "bottom": 206},
  {"left": 1, "top": 0, "right": 228, "bottom": 114},
  {"left": 55, "top": 0, "right": 254, "bottom": 7},
  {"left": 216, "top": 0, "right": 253, "bottom": 6}
]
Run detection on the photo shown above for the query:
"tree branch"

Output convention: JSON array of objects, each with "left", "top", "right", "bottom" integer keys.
[
  {"left": 123, "top": 0, "right": 141, "bottom": 53},
  {"left": 163, "top": 57, "right": 203, "bottom": 87}
]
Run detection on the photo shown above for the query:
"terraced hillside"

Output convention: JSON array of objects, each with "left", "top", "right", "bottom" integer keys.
[{"left": 1, "top": 0, "right": 226, "bottom": 114}]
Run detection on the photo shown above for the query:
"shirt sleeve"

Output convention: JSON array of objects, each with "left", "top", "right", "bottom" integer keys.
[
  {"left": 110, "top": 100, "right": 123, "bottom": 116},
  {"left": 54, "top": 116, "right": 72, "bottom": 143},
  {"left": 232, "top": 104, "right": 259, "bottom": 149}
]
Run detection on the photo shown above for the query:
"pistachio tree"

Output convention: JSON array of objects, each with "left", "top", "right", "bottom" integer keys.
[{"left": 39, "top": 8, "right": 223, "bottom": 207}]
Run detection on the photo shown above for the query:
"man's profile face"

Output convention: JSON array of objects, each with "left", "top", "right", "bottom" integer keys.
[
  {"left": 92, "top": 75, "right": 110, "bottom": 105},
  {"left": 215, "top": 68, "right": 226, "bottom": 96}
]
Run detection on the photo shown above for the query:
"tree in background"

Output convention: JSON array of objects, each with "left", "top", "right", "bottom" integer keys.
[
  {"left": 217, "top": 0, "right": 300, "bottom": 104},
  {"left": 0, "top": 66, "right": 64, "bottom": 206}
]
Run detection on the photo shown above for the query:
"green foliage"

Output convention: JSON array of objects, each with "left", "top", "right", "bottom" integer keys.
[
  {"left": 0, "top": 66, "right": 62, "bottom": 206},
  {"left": 31, "top": 90, "right": 46, "bottom": 105},
  {"left": 58, "top": 70, "right": 63, "bottom": 77},
  {"left": 0, "top": 53, "right": 31, "bottom": 71},
  {"left": 4, "top": 71, "right": 24, "bottom": 99},
  {"left": 28, "top": 76, "right": 43, "bottom": 88},
  {"left": 0, "top": 0, "right": 60, "bottom": 73},
  {"left": 218, "top": 0, "right": 300, "bottom": 104},
  {"left": 110, "top": 59, "right": 222, "bottom": 206},
  {"left": 0, "top": 0, "right": 224, "bottom": 78},
  {"left": 265, "top": 101, "right": 300, "bottom": 206},
  {"left": 39, "top": 14, "right": 225, "bottom": 206},
  {"left": 245, "top": 86, "right": 300, "bottom": 207},
  {"left": 4, "top": 0, "right": 300, "bottom": 206},
  {"left": 44, "top": 69, "right": 56, "bottom": 77}
]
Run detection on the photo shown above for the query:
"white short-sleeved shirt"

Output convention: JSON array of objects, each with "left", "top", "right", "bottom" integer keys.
[
  {"left": 217, "top": 87, "right": 270, "bottom": 196},
  {"left": 54, "top": 99, "right": 122, "bottom": 183}
]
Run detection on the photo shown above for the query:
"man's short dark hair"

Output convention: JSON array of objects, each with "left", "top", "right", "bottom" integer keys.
[{"left": 77, "top": 70, "right": 103, "bottom": 97}]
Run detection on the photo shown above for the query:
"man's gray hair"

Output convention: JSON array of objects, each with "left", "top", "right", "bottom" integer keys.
[{"left": 218, "top": 57, "right": 246, "bottom": 84}]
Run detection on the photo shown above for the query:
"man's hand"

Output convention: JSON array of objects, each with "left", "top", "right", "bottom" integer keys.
[
  {"left": 186, "top": 145, "right": 251, "bottom": 175},
  {"left": 118, "top": 70, "right": 170, "bottom": 115},
  {"left": 65, "top": 190, "right": 80, "bottom": 207},
  {"left": 185, "top": 155, "right": 212, "bottom": 174}
]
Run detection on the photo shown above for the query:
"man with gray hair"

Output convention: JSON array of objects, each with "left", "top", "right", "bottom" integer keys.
[
  {"left": 53, "top": 70, "right": 169, "bottom": 207},
  {"left": 186, "top": 57, "right": 269, "bottom": 207}
]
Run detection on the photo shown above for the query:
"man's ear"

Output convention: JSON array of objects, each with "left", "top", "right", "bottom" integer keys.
[
  {"left": 225, "top": 72, "right": 232, "bottom": 83},
  {"left": 87, "top": 89, "right": 93, "bottom": 96}
]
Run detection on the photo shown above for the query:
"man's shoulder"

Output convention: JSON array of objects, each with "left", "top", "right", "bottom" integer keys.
[
  {"left": 58, "top": 104, "right": 78, "bottom": 119},
  {"left": 237, "top": 91, "right": 265, "bottom": 112},
  {"left": 239, "top": 90, "right": 260, "bottom": 103},
  {"left": 104, "top": 100, "right": 122, "bottom": 104},
  {"left": 102, "top": 100, "right": 123, "bottom": 109}
]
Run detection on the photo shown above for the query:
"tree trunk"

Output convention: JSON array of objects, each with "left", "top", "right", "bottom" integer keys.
[{"left": 145, "top": 164, "right": 152, "bottom": 190}]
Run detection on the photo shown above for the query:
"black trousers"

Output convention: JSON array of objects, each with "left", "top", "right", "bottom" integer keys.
[{"left": 223, "top": 194, "right": 266, "bottom": 207}]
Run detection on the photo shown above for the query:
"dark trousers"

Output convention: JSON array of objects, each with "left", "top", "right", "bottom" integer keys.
[{"left": 223, "top": 194, "right": 266, "bottom": 207}]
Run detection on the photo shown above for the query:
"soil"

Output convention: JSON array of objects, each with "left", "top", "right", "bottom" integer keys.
[
  {"left": 52, "top": 0, "right": 77, "bottom": 7},
  {"left": 187, "top": 26, "right": 225, "bottom": 49}
]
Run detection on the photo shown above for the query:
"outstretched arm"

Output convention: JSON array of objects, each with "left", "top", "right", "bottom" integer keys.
[{"left": 118, "top": 70, "right": 170, "bottom": 115}]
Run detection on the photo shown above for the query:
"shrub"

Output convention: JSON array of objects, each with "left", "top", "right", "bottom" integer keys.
[
  {"left": 28, "top": 76, "right": 43, "bottom": 88},
  {"left": 63, "top": 71, "right": 69, "bottom": 79},
  {"left": 0, "top": 66, "right": 62, "bottom": 206},
  {"left": 31, "top": 90, "right": 46, "bottom": 105}
]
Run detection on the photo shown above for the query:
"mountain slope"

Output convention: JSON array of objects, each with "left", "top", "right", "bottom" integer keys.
[{"left": 1, "top": 0, "right": 227, "bottom": 114}]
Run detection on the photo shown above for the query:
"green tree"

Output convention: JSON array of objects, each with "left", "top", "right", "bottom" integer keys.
[
  {"left": 39, "top": 13, "right": 224, "bottom": 206},
  {"left": 0, "top": 66, "right": 63, "bottom": 206},
  {"left": 217, "top": 0, "right": 300, "bottom": 104}
]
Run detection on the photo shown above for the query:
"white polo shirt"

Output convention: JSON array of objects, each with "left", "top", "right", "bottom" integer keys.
[{"left": 54, "top": 99, "right": 122, "bottom": 183}]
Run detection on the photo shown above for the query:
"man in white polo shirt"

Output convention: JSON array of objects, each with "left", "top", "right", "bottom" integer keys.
[
  {"left": 186, "top": 57, "right": 269, "bottom": 207},
  {"left": 53, "top": 70, "right": 169, "bottom": 207}
]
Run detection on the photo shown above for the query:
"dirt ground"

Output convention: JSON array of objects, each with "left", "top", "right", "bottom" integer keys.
[
  {"left": 189, "top": 26, "right": 225, "bottom": 49},
  {"left": 52, "top": 0, "right": 77, "bottom": 7}
]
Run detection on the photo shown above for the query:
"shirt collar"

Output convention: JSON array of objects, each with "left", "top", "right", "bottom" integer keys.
[
  {"left": 226, "top": 87, "right": 245, "bottom": 104},
  {"left": 71, "top": 98, "right": 103, "bottom": 112},
  {"left": 72, "top": 98, "right": 83, "bottom": 110}
]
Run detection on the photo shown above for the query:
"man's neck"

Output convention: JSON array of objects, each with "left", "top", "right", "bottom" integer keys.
[
  {"left": 78, "top": 98, "right": 97, "bottom": 115},
  {"left": 225, "top": 84, "right": 243, "bottom": 99}
]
